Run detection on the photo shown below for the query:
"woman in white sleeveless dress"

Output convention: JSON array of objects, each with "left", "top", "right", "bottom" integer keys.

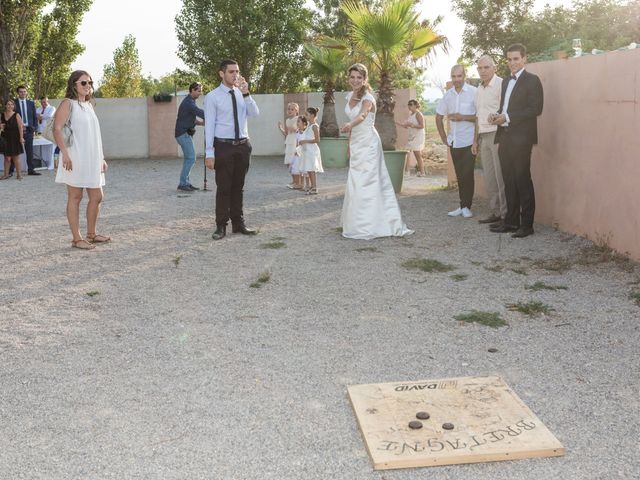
[
  {"left": 54, "top": 70, "right": 109, "bottom": 250},
  {"left": 339, "top": 64, "right": 413, "bottom": 240},
  {"left": 402, "top": 99, "right": 426, "bottom": 176}
]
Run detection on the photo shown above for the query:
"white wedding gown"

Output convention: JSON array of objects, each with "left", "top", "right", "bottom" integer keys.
[{"left": 341, "top": 92, "right": 413, "bottom": 240}]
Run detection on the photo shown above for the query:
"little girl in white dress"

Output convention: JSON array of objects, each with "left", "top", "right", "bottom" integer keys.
[{"left": 298, "top": 107, "right": 323, "bottom": 195}]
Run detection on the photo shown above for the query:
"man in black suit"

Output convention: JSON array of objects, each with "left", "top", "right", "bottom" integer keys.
[
  {"left": 13, "top": 85, "right": 41, "bottom": 175},
  {"left": 489, "top": 44, "right": 543, "bottom": 238}
]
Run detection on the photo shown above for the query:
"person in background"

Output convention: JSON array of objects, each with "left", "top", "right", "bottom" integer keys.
[
  {"left": 298, "top": 107, "right": 323, "bottom": 195},
  {"left": 54, "top": 70, "right": 109, "bottom": 250},
  {"left": 37, "top": 96, "right": 56, "bottom": 134},
  {"left": 175, "top": 82, "right": 205, "bottom": 192},
  {"left": 278, "top": 102, "right": 300, "bottom": 188},
  {"left": 13, "top": 85, "right": 40, "bottom": 175},
  {"left": 0, "top": 99, "right": 25, "bottom": 180},
  {"left": 401, "top": 99, "right": 426, "bottom": 177}
]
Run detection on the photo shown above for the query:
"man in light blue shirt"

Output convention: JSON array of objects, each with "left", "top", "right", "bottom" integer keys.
[{"left": 204, "top": 59, "right": 260, "bottom": 240}]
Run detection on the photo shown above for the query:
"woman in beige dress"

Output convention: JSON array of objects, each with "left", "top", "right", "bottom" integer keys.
[{"left": 402, "top": 99, "right": 426, "bottom": 176}]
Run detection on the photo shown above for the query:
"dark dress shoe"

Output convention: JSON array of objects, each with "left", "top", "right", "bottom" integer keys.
[
  {"left": 28, "top": 171, "right": 41, "bottom": 176},
  {"left": 490, "top": 224, "right": 518, "bottom": 233},
  {"left": 512, "top": 226, "right": 534, "bottom": 238},
  {"left": 232, "top": 224, "right": 257, "bottom": 235},
  {"left": 479, "top": 214, "right": 501, "bottom": 224},
  {"left": 212, "top": 225, "right": 226, "bottom": 240},
  {"left": 489, "top": 220, "right": 503, "bottom": 228},
  {"left": 188, "top": 184, "right": 200, "bottom": 191}
]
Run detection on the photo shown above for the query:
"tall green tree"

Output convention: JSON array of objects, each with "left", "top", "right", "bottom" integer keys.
[
  {"left": 454, "top": 0, "right": 640, "bottom": 67},
  {"left": 0, "top": 0, "right": 90, "bottom": 101},
  {"left": 339, "top": 0, "right": 448, "bottom": 150},
  {"left": 305, "top": 42, "right": 350, "bottom": 137},
  {"left": 175, "top": 0, "right": 312, "bottom": 93},
  {"left": 452, "top": 0, "right": 534, "bottom": 61},
  {"left": 31, "top": 0, "right": 92, "bottom": 99},
  {"left": 100, "top": 34, "right": 144, "bottom": 98}
]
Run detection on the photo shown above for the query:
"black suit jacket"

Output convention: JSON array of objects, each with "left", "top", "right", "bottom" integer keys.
[
  {"left": 494, "top": 70, "right": 543, "bottom": 145},
  {"left": 14, "top": 98, "right": 38, "bottom": 131}
]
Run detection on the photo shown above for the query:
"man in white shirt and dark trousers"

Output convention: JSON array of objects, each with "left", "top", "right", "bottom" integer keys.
[
  {"left": 37, "top": 96, "right": 56, "bottom": 134},
  {"left": 436, "top": 65, "right": 477, "bottom": 218},
  {"left": 204, "top": 59, "right": 260, "bottom": 240},
  {"left": 473, "top": 55, "right": 507, "bottom": 225}
]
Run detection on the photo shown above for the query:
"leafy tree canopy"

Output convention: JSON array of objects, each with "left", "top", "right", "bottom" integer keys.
[{"left": 100, "top": 34, "right": 144, "bottom": 98}]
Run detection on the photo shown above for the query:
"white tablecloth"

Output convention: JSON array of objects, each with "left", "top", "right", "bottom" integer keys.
[{"left": 0, "top": 136, "right": 55, "bottom": 171}]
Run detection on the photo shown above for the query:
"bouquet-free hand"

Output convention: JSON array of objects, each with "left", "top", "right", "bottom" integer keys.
[
  {"left": 102, "top": 160, "right": 108, "bottom": 173},
  {"left": 205, "top": 157, "right": 216, "bottom": 170},
  {"left": 340, "top": 123, "right": 352, "bottom": 134},
  {"left": 63, "top": 156, "right": 73, "bottom": 171}
]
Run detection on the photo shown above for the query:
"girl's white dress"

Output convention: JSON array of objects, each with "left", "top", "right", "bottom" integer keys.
[
  {"left": 289, "top": 131, "right": 304, "bottom": 175},
  {"left": 299, "top": 123, "right": 323, "bottom": 173},
  {"left": 283, "top": 116, "right": 298, "bottom": 165},
  {"left": 55, "top": 100, "right": 105, "bottom": 188},
  {"left": 405, "top": 112, "right": 426, "bottom": 150},
  {"left": 341, "top": 92, "right": 413, "bottom": 240}
]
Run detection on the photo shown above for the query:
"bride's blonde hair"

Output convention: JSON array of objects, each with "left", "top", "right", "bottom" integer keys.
[{"left": 347, "top": 63, "right": 372, "bottom": 102}]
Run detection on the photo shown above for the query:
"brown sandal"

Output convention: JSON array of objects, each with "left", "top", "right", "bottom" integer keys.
[
  {"left": 71, "top": 239, "right": 95, "bottom": 250},
  {"left": 86, "top": 233, "right": 111, "bottom": 244}
]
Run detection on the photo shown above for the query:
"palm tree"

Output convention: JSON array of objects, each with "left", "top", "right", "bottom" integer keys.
[
  {"left": 304, "top": 42, "right": 350, "bottom": 137},
  {"left": 341, "top": 0, "right": 448, "bottom": 150}
]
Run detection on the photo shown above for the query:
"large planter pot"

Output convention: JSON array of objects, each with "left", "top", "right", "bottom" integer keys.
[
  {"left": 384, "top": 150, "right": 407, "bottom": 193},
  {"left": 319, "top": 136, "right": 349, "bottom": 168}
]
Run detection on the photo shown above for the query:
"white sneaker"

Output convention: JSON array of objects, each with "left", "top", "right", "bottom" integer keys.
[
  {"left": 462, "top": 207, "right": 473, "bottom": 218},
  {"left": 448, "top": 207, "right": 463, "bottom": 217}
]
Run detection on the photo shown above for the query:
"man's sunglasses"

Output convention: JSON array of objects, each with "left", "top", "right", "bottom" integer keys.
[{"left": 76, "top": 80, "right": 94, "bottom": 87}]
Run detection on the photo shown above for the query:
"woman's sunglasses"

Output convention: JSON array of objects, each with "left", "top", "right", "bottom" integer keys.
[{"left": 76, "top": 80, "right": 94, "bottom": 87}]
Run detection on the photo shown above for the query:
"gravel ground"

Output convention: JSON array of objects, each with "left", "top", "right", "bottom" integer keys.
[{"left": 1, "top": 157, "right": 638, "bottom": 480}]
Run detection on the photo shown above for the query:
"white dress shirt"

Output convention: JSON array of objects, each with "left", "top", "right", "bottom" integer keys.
[
  {"left": 19, "top": 99, "right": 29, "bottom": 127},
  {"left": 37, "top": 104, "right": 56, "bottom": 133},
  {"left": 501, "top": 68, "right": 525, "bottom": 126},
  {"left": 436, "top": 83, "right": 477, "bottom": 148},
  {"left": 204, "top": 83, "right": 260, "bottom": 158},
  {"left": 475, "top": 74, "right": 502, "bottom": 134}
]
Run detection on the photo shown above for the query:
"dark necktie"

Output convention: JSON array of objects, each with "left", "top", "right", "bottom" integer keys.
[
  {"left": 510, "top": 75, "right": 517, "bottom": 81},
  {"left": 229, "top": 89, "right": 240, "bottom": 140}
]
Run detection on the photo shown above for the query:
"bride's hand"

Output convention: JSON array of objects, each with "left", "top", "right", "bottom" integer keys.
[{"left": 340, "top": 123, "right": 352, "bottom": 133}]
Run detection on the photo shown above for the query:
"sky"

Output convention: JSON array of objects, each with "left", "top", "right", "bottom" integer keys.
[{"left": 71, "top": 0, "right": 572, "bottom": 100}]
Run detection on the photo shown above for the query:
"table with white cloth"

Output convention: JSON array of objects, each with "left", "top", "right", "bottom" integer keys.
[{"left": 0, "top": 136, "right": 55, "bottom": 171}]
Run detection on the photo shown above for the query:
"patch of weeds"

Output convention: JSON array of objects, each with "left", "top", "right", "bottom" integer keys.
[
  {"left": 173, "top": 255, "right": 182, "bottom": 267},
  {"left": 333, "top": 227, "right": 343, "bottom": 233},
  {"left": 506, "top": 301, "right": 554, "bottom": 316},
  {"left": 470, "top": 261, "right": 483, "bottom": 266},
  {"left": 484, "top": 264, "right": 503, "bottom": 272},
  {"left": 86, "top": 291, "right": 100, "bottom": 297},
  {"left": 260, "top": 241, "right": 286, "bottom": 249},
  {"left": 250, "top": 271, "right": 271, "bottom": 288},
  {"left": 532, "top": 256, "right": 572, "bottom": 273},
  {"left": 526, "top": 281, "right": 568, "bottom": 291},
  {"left": 509, "top": 267, "right": 529, "bottom": 276},
  {"left": 355, "top": 247, "right": 379, "bottom": 253},
  {"left": 450, "top": 273, "right": 468, "bottom": 282},
  {"left": 630, "top": 291, "right": 640, "bottom": 306},
  {"left": 578, "top": 238, "right": 634, "bottom": 272},
  {"left": 454, "top": 311, "right": 507, "bottom": 328},
  {"left": 520, "top": 256, "right": 532, "bottom": 261},
  {"left": 402, "top": 258, "right": 454, "bottom": 273},
  {"left": 271, "top": 236, "right": 286, "bottom": 241}
]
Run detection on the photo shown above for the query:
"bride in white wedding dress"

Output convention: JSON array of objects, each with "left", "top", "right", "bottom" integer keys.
[{"left": 339, "top": 63, "right": 413, "bottom": 240}]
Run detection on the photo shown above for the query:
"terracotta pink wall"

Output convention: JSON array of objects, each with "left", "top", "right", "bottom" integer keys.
[
  {"left": 147, "top": 97, "right": 179, "bottom": 158},
  {"left": 526, "top": 49, "right": 640, "bottom": 260}
]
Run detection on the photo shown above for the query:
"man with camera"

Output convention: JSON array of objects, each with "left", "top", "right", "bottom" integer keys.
[{"left": 175, "top": 82, "right": 205, "bottom": 191}]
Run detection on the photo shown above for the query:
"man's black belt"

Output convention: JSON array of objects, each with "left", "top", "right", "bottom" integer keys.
[{"left": 215, "top": 137, "right": 248, "bottom": 145}]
